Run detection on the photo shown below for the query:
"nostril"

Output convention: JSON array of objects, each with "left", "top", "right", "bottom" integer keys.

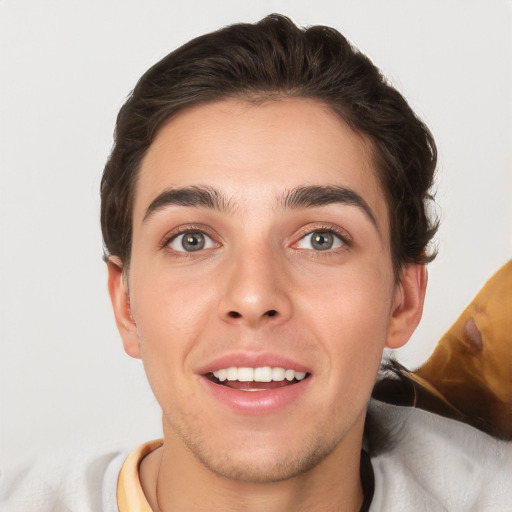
[{"left": 226, "top": 310, "right": 278, "bottom": 319}]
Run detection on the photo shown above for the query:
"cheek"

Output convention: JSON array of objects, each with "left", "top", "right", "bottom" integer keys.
[
  {"left": 300, "top": 264, "right": 394, "bottom": 376},
  {"left": 129, "top": 273, "right": 215, "bottom": 413},
  {"left": 304, "top": 260, "right": 393, "bottom": 331},
  {"left": 132, "top": 264, "right": 210, "bottom": 328},
  {"left": 128, "top": 268, "right": 217, "bottom": 375}
]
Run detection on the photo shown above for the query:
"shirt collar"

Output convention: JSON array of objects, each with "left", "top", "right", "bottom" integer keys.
[{"left": 117, "top": 439, "right": 163, "bottom": 512}]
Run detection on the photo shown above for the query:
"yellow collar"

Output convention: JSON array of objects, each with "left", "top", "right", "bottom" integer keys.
[{"left": 117, "top": 439, "right": 163, "bottom": 512}]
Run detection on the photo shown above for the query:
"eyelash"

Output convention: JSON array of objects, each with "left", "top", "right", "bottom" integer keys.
[
  {"left": 160, "top": 225, "right": 218, "bottom": 254},
  {"left": 293, "top": 224, "right": 352, "bottom": 251},
  {"left": 160, "top": 223, "right": 351, "bottom": 256}
]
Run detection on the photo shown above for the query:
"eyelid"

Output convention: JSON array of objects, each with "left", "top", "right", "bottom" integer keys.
[
  {"left": 169, "top": 232, "right": 216, "bottom": 252},
  {"left": 160, "top": 224, "right": 221, "bottom": 252},
  {"left": 291, "top": 223, "right": 352, "bottom": 250}
]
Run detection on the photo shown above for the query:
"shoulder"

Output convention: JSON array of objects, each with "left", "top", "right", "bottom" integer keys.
[
  {"left": 0, "top": 448, "right": 127, "bottom": 512},
  {"left": 367, "top": 400, "right": 512, "bottom": 512}
]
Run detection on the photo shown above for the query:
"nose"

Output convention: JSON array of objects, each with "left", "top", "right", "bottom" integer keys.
[{"left": 218, "top": 246, "right": 293, "bottom": 326}]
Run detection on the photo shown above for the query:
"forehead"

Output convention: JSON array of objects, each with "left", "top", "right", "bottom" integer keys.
[{"left": 133, "top": 97, "right": 388, "bottom": 231}]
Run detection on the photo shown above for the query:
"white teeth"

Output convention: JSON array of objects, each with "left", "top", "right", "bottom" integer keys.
[
  {"left": 284, "top": 369, "right": 295, "bottom": 381},
  {"left": 212, "top": 366, "right": 307, "bottom": 383},
  {"left": 237, "top": 367, "right": 254, "bottom": 382},
  {"left": 254, "top": 366, "right": 272, "bottom": 382},
  {"left": 271, "top": 367, "right": 285, "bottom": 381},
  {"left": 226, "top": 367, "right": 238, "bottom": 381}
]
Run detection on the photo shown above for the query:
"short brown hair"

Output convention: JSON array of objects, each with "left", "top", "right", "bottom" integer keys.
[{"left": 101, "top": 14, "right": 438, "bottom": 278}]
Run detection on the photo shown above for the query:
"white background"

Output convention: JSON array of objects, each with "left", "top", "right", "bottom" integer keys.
[{"left": 1, "top": 0, "right": 511, "bottom": 468}]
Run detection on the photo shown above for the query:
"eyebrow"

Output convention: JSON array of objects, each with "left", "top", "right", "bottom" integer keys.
[
  {"left": 281, "top": 185, "right": 378, "bottom": 229},
  {"left": 143, "top": 184, "right": 378, "bottom": 230},
  {"left": 143, "top": 185, "right": 234, "bottom": 222}
]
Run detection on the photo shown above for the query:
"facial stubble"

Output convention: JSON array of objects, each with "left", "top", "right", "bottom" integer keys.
[{"left": 163, "top": 402, "right": 358, "bottom": 485}]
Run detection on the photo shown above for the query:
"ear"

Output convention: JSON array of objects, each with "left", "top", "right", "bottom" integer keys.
[
  {"left": 107, "top": 257, "right": 141, "bottom": 359},
  {"left": 385, "top": 264, "right": 427, "bottom": 349}
]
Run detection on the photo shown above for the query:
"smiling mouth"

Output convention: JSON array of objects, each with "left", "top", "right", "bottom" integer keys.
[{"left": 207, "top": 366, "right": 311, "bottom": 391}]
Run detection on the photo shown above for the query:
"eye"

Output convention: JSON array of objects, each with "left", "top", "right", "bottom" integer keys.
[
  {"left": 296, "top": 230, "right": 345, "bottom": 251},
  {"left": 167, "top": 231, "right": 216, "bottom": 252}
]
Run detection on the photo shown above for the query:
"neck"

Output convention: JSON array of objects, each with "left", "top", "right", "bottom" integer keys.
[{"left": 140, "top": 418, "right": 366, "bottom": 512}]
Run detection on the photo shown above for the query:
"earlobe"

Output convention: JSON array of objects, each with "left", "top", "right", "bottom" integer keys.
[
  {"left": 107, "top": 257, "right": 141, "bottom": 359},
  {"left": 385, "top": 264, "right": 427, "bottom": 349}
]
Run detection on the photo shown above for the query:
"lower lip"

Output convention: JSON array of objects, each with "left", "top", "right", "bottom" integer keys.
[{"left": 200, "top": 376, "right": 311, "bottom": 415}]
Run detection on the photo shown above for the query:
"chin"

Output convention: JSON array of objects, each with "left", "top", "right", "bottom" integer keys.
[{"left": 180, "top": 424, "right": 346, "bottom": 484}]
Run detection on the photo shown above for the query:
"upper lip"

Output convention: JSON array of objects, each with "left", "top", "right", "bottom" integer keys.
[{"left": 197, "top": 351, "right": 312, "bottom": 375}]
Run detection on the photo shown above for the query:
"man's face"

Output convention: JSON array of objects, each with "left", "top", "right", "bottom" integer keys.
[{"left": 110, "top": 98, "right": 423, "bottom": 482}]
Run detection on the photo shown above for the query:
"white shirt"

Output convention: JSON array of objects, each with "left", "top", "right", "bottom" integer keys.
[{"left": 1, "top": 401, "right": 511, "bottom": 512}]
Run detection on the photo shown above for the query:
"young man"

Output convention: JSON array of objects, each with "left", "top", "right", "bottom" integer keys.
[{"left": 2, "top": 13, "right": 511, "bottom": 512}]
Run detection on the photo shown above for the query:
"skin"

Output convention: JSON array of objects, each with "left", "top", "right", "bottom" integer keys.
[{"left": 108, "top": 98, "right": 426, "bottom": 512}]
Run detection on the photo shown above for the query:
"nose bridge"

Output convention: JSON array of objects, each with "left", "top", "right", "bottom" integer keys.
[{"left": 219, "top": 241, "right": 292, "bottom": 325}]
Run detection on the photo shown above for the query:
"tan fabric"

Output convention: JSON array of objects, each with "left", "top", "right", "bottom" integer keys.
[
  {"left": 117, "top": 439, "right": 163, "bottom": 512},
  {"left": 415, "top": 260, "right": 512, "bottom": 439},
  {"left": 373, "top": 260, "right": 512, "bottom": 440}
]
